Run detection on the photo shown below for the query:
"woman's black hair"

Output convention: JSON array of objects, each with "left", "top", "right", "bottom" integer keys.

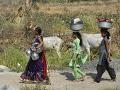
[
  {"left": 35, "top": 26, "right": 43, "bottom": 41},
  {"left": 35, "top": 26, "right": 42, "bottom": 36},
  {"left": 73, "top": 32, "right": 83, "bottom": 46},
  {"left": 100, "top": 28, "right": 110, "bottom": 39}
]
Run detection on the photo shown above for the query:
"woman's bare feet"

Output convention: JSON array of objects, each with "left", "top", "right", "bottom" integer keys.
[
  {"left": 73, "top": 79, "right": 81, "bottom": 82},
  {"left": 73, "top": 76, "right": 85, "bottom": 82},
  {"left": 79, "top": 76, "right": 85, "bottom": 81},
  {"left": 20, "top": 79, "right": 26, "bottom": 83},
  {"left": 80, "top": 76, "right": 85, "bottom": 81}
]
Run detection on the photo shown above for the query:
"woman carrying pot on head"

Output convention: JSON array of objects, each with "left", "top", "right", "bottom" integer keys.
[
  {"left": 68, "top": 31, "right": 88, "bottom": 81},
  {"left": 20, "top": 27, "right": 50, "bottom": 84},
  {"left": 95, "top": 19, "right": 116, "bottom": 83}
]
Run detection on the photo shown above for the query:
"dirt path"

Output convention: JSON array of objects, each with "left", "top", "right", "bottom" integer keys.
[{"left": 0, "top": 70, "right": 120, "bottom": 90}]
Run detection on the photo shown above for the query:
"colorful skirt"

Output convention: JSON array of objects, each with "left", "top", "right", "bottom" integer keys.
[{"left": 20, "top": 51, "right": 47, "bottom": 81}]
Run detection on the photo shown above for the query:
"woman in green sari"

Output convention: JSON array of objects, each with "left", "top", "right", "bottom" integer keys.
[{"left": 69, "top": 32, "right": 88, "bottom": 81}]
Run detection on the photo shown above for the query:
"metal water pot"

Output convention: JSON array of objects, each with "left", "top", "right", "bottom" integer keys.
[
  {"left": 31, "top": 52, "right": 39, "bottom": 60},
  {"left": 98, "top": 22, "right": 112, "bottom": 29},
  {"left": 70, "top": 18, "right": 83, "bottom": 31},
  {"left": 26, "top": 48, "right": 40, "bottom": 61}
]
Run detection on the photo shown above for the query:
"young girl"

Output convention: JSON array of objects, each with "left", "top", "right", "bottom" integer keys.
[
  {"left": 20, "top": 27, "right": 49, "bottom": 84},
  {"left": 69, "top": 32, "right": 88, "bottom": 81},
  {"left": 95, "top": 28, "right": 116, "bottom": 83}
]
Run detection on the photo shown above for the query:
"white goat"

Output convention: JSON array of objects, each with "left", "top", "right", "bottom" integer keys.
[
  {"left": 64, "top": 33, "right": 103, "bottom": 58},
  {"left": 43, "top": 34, "right": 102, "bottom": 59},
  {"left": 81, "top": 33, "right": 103, "bottom": 57},
  {"left": 43, "top": 36, "right": 64, "bottom": 58}
]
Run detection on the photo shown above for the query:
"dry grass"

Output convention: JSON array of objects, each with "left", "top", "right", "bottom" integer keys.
[{"left": 37, "top": 3, "right": 120, "bottom": 15}]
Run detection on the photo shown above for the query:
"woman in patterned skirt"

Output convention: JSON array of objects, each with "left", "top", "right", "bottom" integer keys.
[{"left": 20, "top": 27, "right": 49, "bottom": 84}]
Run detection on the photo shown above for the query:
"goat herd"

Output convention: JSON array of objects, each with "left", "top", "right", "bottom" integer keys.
[{"left": 43, "top": 33, "right": 103, "bottom": 58}]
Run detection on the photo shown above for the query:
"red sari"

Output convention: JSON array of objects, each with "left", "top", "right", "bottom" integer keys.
[{"left": 41, "top": 49, "right": 47, "bottom": 80}]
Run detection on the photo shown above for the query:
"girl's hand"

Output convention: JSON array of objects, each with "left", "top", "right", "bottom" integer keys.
[
  {"left": 66, "top": 44, "right": 72, "bottom": 48},
  {"left": 33, "top": 48, "right": 37, "bottom": 52},
  {"left": 110, "top": 53, "right": 112, "bottom": 56},
  {"left": 76, "top": 54, "right": 79, "bottom": 58},
  {"left": 108, "top": 56, "right": 112, "bottom": 62}
]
